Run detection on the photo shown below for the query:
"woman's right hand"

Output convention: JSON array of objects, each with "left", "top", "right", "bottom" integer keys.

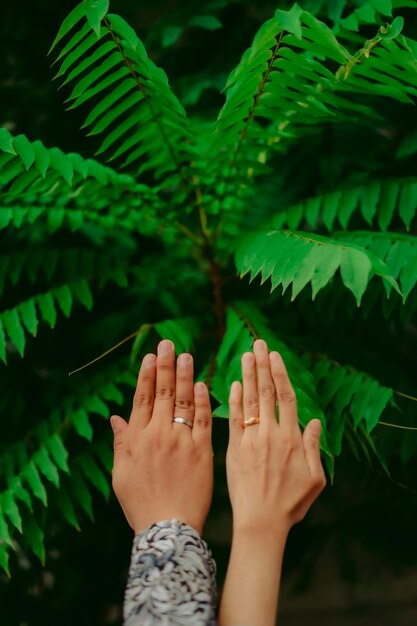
[{"left": 226, "top": 339, "right": 326, "bottom": 535}]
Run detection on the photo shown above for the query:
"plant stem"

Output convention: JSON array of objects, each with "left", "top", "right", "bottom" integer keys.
[{"left": 192, "top": 175, "right": 226, "bottom": 338}]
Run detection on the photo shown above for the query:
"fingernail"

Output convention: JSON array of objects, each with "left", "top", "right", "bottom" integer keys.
[
  {"left": 195, "top": 382, "right": 206, "bottom": 395},
  {"left": 310, "top": 420, "right": 321, "bottom": 436},
  {"left": 243, "top": 352, "right": 254, "bottom": 365},
  {"left": 143, "top": 354, "right": 156, "bottom": 367},
  {"left": 158, "top": 340, "right": 173, "bottom": 354},
  {"left": 254, "top": 339, "right": 266, "bottom": 352},
  {"left": 231, "top": 381, "right": 240, "bottom": 394},
  {"left": 110, "top": 416, "right": 120, "bottom": 432},
  {"left": 270, "top": 351, "right": 280, "bottom": 362},
  {"left": 178, "top": 353, "right": 191, "bottom": 366}
]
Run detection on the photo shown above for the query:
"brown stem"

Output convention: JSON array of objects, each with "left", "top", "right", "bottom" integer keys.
[
  {"left": 194, "top": 195, "right": 225, "bottom": 340},
  {"left": 223, "top": 32, "right": 284, "bottom": 196}
]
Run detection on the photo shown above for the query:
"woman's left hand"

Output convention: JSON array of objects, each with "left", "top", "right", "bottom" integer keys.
[{"left": 110, "top": 339, "right": 213, "bottom": 536}]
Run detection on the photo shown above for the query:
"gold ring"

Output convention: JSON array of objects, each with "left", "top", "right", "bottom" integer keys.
[{"left": 243, "top": 417, "right": 260, "bottom": 428}]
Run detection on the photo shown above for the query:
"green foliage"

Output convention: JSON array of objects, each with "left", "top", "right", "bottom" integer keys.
[{"left": 1, "top": 0, "right": 417, "bottom": 577}]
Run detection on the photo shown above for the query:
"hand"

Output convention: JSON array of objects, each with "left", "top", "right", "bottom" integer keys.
[
  {"left": 226, "top": 339, "right": 326, "bottom": 535},
  {"left": 110, "top": 339, "right": 213, "bottom": 535}
]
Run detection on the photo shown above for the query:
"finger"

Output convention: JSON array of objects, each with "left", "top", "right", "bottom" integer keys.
[
  {"left": 253, "top": 339, "right": 276, "bottom": 426},
  {"left": 110, "top": 415, "right": 128, "bottom": 470},
  {"left": 129, "top": 353, "right": 156, "bottom": 430},
  {"left": 152, "top": 339, "right": 176, "bottom": 427},
  {"left": 192, "top": 382, "right": 212, "bottom": 446},
  {"left": 269, "top": 351, "right": 298, "bottom": 432},
  {"left": 242, "top": 352, "right": 259, "bottom": 425},
  {"left": 303, "top": 419, "right": 326, "bottom": 488},
  {"left": 173, "top": 353, "right": 194, "bottom": 433},
  {"left": 228, "top": 381, "right": 244, "bottom": 444}
]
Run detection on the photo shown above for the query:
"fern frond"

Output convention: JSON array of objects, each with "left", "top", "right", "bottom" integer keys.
[
  {"left": 0, "top": 128, "right": 135, "bottom": 197},
  {"left": 207, "top": 6, "right": 417, "bottom": 201},
  {"left": 0, "top": 362, "right": 136, "bottom": 568},
  {"left": 311, "top": 357, "right": 394, "bottom": 458},
  {"left": 337, "top": 27, "right": 417, "bottom": 103},
  {"left": 235, "top": 229, "right": 400, "bottom": 305},
  {"left": 270, "top": 178, "right": 417, "bottom": 232},
  {"left": 336, "top": 0, "right": 393, "bottom": 33},
  {"left": 0, "top": 280, "right": 91, "bottom": 361},
  {"left": 313, "top": 357, "right": 394, "bottom": 431},
  {"left": 49, "top": 2, "right": 195, "bottom": 191},
  {"left": 0, "top": 247, "right": 130, "bottom": 296},
  {"left": 333, "top": 231, "right": 417, "bottom": 300},
  {"left": 0, "top": 253, "right": 129, "bottom": 363}
]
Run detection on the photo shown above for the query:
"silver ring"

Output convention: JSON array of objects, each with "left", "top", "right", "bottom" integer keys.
[{"left": 172, "top": 417, "right": 193, "bottom": 428}]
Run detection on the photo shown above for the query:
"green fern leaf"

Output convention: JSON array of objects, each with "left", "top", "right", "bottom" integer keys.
[
  {"left": 70, "top": 470, "right": 94, "bottom": 521},
  {"left": 236, "top": 230, "right": 400, "bottom": 305},
  {"left": 71, "top": 408, "right": 93, "bottom": 441},
  {"left": 22, "top": 515, "right": 45, "bottom": 564},
  {"left": 33, "top": 448, "right": 60, "bottom": 488},
  {"left": 22, "top": 462, "right": 48, "bottom": 506},
  {"left": 154, "top": 317, "right": 200, "bottom": 354},
  {"left": 2, "top": 309, "right": 25, "bottom": 357},
  {"left": 1, "top": 490, "right": 23, "bottom": 534},
  {"left": 45, "top": 435, "right": 70, "bottom": 474},
  {"left": 0, "top": 319, "right": 7, "bottom": 363},
  {"left": 0, "top": 544, "right": 10, "bottom": 576},
  {"left": 50, "top": 4, "right": 195, "bottom": 188},
  {"left": 84, "top": 0, "right": 109, "bottom": 36},
  {"left": 54, "top": 486, "right": 80, "bottom": 531},
  {"left": 77, "top": 454, "right": 110, "bottom": 499},
  {"left": 333, "top": 231, "right": 417, "bottom": 300},
  {"left": 0, "top": 510, "right": 13, "bottom": 547},
  {"left": 271, "top": 179, "right": 417, "bottom": 232},
  {"left": 48, "top": 1, "right": 89, "bottom": 54},
  {"left": 312, "top": 359, "right": 394, "bottom": 434}
]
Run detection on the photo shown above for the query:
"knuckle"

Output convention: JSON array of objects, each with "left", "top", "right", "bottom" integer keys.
[
  {"left": 316, "top": 472, "right": 327, "bottom": 490},
  {"left": 305, "top": 436, "right": 317, "bottom": 449},
  {"left": 149, "top": 429, "right": 163, "bottom": 447},
  {"left": 230, "top": 417, "right": 243, "bottom": 428},
  {"left": 259, "top": 384, "right": 275, "bottom": 399},
  {"left": 133, "top": 392, "right": 153, "bottom": 408},
  {"left": 177, "top": 374, "right": 191, "bottom": 384},
  {"left": 309, "top": 472, "right": 326, "bottom": 494},
  {"left": 158, "top": 362, "right": 172, "bottom": 371},
  {"left": 256, "top": 359, "right": 270, "bottom": 370},
  {"left": 140, "top": 372, "right": 154, "bottom": 383},
  {"left": 113, "top": 438, "right": 124, "bottom": 453},
  {"left": 245, "top": 396, "right": 259, "bottom": 410},
  {"left": 277, "top": 390, "right": 296, "bottom": 404},
  {"left": 281, "top": 434, "right": 296, "bottom": 452},
  {"left": 156, "top": 386, "right": 175, "bottom": 400},
  {"left": 174, "top": 397, "right": 194, "bottom": 411},
  {"left": 195, "top": 416, "right": 210, "bottom": 428}
]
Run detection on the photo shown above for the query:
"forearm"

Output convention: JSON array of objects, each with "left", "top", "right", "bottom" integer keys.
[
  {"left": 219, "top": 525, "right": 289, "bottom": 626},
  {"left": 124, "top": 519, "right": 217, "bottom": 626}
]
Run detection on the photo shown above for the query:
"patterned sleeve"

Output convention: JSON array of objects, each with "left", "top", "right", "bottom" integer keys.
[{"left": 124, "top": 518, "right": 217, "bottom": 626}]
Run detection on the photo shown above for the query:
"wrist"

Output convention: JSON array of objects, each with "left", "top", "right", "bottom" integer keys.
[
  {"left": 232, "top": 517, "right": 291, "bottom": 542},
  {"left": 134, "top": 516, "right": 204, "bottom": 537}
]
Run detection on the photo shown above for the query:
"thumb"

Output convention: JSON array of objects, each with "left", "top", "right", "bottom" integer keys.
[
  {"left": 110, "top": 415, "right": 128, "bottom": 459},
  {"left": 302, "top": 419, "right": 324, "bottom": 479}
]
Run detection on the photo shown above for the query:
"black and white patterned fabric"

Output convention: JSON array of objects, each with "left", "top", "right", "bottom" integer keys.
[{"left": 124, "top": 519, "right": 217, "bottom": 625}]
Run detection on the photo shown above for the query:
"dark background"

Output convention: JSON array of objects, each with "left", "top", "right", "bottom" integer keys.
[{"left": 1, "top": 1, "right": 417, "bottom": 624}]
